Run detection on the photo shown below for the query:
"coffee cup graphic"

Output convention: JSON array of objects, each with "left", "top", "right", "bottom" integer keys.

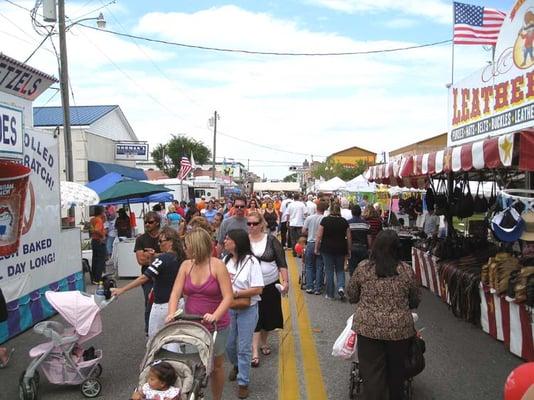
[{"left": 0, "top": 160, "right": 32, "bottom": 256}]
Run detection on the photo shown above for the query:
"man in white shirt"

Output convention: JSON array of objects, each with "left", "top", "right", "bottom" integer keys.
[
  {"left": 280, "top": 194, "right": 293, "bottom": 248},
  {"left": 306, "top": 194, "right": 317, "bottom": 216},
  {"left": 287, "top": 193, "right": 308, "bottom": 256}
]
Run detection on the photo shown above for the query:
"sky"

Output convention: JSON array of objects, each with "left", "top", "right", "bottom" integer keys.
[{"left": 0, "top": 0, "right": 516, "bottom": 179}]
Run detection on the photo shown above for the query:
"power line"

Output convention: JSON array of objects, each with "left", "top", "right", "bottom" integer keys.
[
  {"left": 217, "top": 129, "right": 327, "bottom": 157},
  {"left": 79, "top": 23, "right": 452, "bottom": 57}
]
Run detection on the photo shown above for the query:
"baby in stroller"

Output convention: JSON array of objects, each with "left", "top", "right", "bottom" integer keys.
[
  {"left": 132, "top": 313, "right": 216, "bottom": 400},
  {"left": 132, "top": 361, "right": 181, "bottom": 400}
]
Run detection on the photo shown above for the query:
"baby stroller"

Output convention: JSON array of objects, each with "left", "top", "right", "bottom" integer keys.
[
  {"left": 136, "top": 312, "right": 216, "bottom": 400},
  {"left": 19, "top": 291, "right": 115, "bottom": 399},
  {"left": 349, "top": 313, "right": 424, "bottom": 400}
]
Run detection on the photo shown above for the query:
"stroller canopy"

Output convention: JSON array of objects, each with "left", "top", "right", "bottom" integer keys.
[{"left": 45, "top": 291, "right": 102, "bottom": 338}]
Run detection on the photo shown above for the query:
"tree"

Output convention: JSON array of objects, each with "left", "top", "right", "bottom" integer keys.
[
  {"left": 152, "top": 134, "right": 211, "bottom": 178},
  {"left": 311, "top": 158, "right": 368, "bottom": 181},
  {"left": 283, "top": 173, "right": 298, "bottom": 182}
]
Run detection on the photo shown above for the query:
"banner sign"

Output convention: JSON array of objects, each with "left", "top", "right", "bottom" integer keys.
[
  {"left": 115, "top": 142, "right": 149, "bottom": 161},
  {"left": 448, "top": 0, "right": 534, "bottom": 146},
  {"left": 0, "top": 54, "right": 57, "bottom": 101},
  {"left": 0, "top": 128, "right": 62, "bottom": 301},
  {"left": 0, "top": 104, "right": 23, "bottom": 156}
]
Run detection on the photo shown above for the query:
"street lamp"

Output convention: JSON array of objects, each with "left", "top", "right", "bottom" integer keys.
[{"left": 41, "top": 0, "right": 106, "bottom": 182}]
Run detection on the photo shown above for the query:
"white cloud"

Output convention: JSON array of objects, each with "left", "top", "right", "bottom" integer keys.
[
  {"left": 0, "top": 3, "right": 495, "bottom": 178},
  {"left": 384, "top": 18, "right": 418, "bottom": 29},
  {"left": 306, "top": 0, "right": 451, "bottom": 24}
]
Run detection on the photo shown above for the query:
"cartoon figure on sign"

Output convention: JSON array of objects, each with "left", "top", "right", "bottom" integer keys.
[
  {"left": 515, "top": 10, "right": 534, "bottom": 68},
  {"left": 0, "top": 206, "right": 13, "bottom": 238}
]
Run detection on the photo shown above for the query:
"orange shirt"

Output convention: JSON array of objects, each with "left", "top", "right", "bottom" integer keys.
[
  {"left": 90, "top": 215, "right": 106, "bottom": 240},
  {"left": 274, "top": 200, "right": 281, "bottom": 213},
  {"left": 197, "top": 200, "right": 206, "bottom": 211}
]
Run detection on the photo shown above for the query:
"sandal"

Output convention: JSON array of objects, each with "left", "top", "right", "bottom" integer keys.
[
  {"left": 260, "top": 345, "right": 272, "bottom": 356},
  {"left": 0, "top": 348, "right": 14, "bottom": 368},
  {"left": 250, "top": 357, "right": 260, "bottom": 368}
]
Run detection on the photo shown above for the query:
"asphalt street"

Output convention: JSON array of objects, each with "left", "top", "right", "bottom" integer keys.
[{"left": 0, "top": 253, "right": 524, "bottom": 400}]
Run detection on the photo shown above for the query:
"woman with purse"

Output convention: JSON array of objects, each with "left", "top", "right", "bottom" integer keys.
[
  {"left": 247, "top": 211, "right": 288, "bottom": 367},
  {"left": 347, "top": 230, "right": 421, "bottom": 400},
  {"left": 224, "top": 229, "right": 264, "bottom": 399}
]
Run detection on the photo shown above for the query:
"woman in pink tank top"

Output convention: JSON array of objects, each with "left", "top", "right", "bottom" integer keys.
[{"left": 166, "top": 228, "right": 232, "bottom": 400}]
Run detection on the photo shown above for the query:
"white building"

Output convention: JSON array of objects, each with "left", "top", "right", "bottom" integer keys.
[{"left": 33, "top": 105, "right": 144, "bottom": 183}]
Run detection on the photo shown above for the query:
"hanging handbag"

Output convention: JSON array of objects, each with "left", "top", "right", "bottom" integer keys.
[
  {"left": 457, "top": 178, "right": 474, "bottom": 219},
  {"left": 473, "top": 181, "right": 489, "bottom": 214},
  {"left": 404, "top": 334, "right": 426, "bottom": 378},
  {"left": 229, "top": 257, "right": 252, "bottom": 310},
  {"left": 434, "top": 178, "right": 448, "bottom": 216}
]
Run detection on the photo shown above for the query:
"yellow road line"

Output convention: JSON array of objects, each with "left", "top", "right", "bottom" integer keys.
[
  {"left": 287, "top": 255, "right": 328, "bottom": 400},
  {"left": 279, "top": 294, "right": 299, "bottom": 400}
]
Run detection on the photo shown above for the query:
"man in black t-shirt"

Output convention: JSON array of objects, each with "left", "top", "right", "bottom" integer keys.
[
  {"left": 134, "top": 211, "right": 161, "bottom": 335},
  {"left": 347, "top": 205, "right": 370, "bottom": 276}
]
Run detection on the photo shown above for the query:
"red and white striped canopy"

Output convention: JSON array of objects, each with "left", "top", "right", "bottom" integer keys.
[{"left": 365, "top": 131, "right": 530, "bottom": 187}]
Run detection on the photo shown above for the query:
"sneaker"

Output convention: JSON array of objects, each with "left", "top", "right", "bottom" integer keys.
[
  {"left": 324, "top": 294, "right": 333, "bottom": 300},
  {"left": 314, "top": 291, "right": 321, "bottom": 295},
  {"left": 338, "top": 288, "right": 346, "bottom": 301},
  {"left": 228, "top": 365, "right": 238, "bottom": 381},
  {"left": 305, "top": 288, "right": 313, "bottom": 294},
  {"left": 238, "top": 385, "right": 249, "bottom": 399}
]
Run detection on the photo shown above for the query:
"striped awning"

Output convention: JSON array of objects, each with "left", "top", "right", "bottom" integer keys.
[{"left": 365, "top": 131, "right": 533, "bottom": 188}]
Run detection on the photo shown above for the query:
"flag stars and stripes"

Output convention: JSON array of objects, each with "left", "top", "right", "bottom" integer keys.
[{"left": 453, "top": 2, "right": 506, "bottom": 46}]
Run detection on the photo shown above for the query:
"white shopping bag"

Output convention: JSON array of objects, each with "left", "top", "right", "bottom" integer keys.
[{"left": 332, "top": 314, "right": 356, "bottom": 359}]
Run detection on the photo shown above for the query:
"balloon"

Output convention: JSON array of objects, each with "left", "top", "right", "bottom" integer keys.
[{"left": 504, "top": 363, "right": 534, "bottom": 400}]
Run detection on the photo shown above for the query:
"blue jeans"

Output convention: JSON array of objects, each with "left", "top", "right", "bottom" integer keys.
[
  {"left": 226, "top": 303, "right": 259, "bottom": 386},
  {"left": 106, "top": 236, "right": 115, "bottom": 257},
  {"left": 305, "top": 244, "right": 324, "bottom": 292},
  {"left": 322, "top": 253, "right": 345, "bottom": 298}
]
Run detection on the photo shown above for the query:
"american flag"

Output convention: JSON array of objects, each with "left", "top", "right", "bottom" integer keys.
[
  {"left": 177, "top": 156, "right": 192, "bottom": 180},
  {"left": 453, "top": 2, "right": 506, "bottom": 46}
]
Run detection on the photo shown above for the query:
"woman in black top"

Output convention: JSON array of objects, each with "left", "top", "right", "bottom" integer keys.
[
  {"left": 111, "top": 227, "right": 186, "bottom": 338},
  {"left": 315, "top": 203, "right": 351, "bottom": 300}
]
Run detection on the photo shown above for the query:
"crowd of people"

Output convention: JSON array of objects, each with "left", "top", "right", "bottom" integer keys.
[{"left": 99, "top": 191, "right": 421, "bottom": 399}]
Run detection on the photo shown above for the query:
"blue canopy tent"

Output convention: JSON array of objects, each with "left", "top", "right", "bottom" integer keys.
[
  {"left": 86, "top": 173, "right": 173, "bottom": 205},
  {"left": 88, "top": 160, "right": 147, "bottom": 181}
]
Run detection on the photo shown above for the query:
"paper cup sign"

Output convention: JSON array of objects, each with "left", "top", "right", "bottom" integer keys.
[{"left": 0, "top": 160, "right": 31, "bottom": 256}]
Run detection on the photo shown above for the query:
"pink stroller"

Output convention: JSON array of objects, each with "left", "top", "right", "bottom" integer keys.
[{"left": 19, "top": 291, "right": 114, "bottom": 399}]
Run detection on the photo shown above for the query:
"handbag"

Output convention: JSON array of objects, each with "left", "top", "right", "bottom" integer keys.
[
  {"left": 229, "top": 256, "right": 252, "bottom": 310},
  {"left": 404, "top": 334, "right": 426, "bottom": 378}
]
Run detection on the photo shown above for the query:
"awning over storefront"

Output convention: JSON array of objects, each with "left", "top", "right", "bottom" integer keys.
[
  {"left": 365, "top": 131, "right": 534, "bottom": 188},
  {"left": 88, "top": 160, "right": 147, "bottom": 181}
]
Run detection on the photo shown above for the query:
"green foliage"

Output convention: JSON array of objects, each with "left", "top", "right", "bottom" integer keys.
[
  {"left": 311, "top": 158, "right": 368, "bottom": 181},
  {"left": 152, "top": 134, "right": 211, "bottom": 177},
  {"left": 283, "top": 173, "right": 298, "bottom": 182}
]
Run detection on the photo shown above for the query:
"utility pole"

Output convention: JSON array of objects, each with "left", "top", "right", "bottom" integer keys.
[
  {"left": 58, "top": 0, "right": 73, "bottom": 183},
  {"left": 211, "top": 111, "right": 218, "bottom": 180}
]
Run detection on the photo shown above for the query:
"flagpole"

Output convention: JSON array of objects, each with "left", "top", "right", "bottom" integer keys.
[{"left": 451, "top": 1, "right": 456, "bottom": 84}]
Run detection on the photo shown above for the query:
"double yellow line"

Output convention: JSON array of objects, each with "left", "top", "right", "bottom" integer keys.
[{"left": 278, "top": 254, "right": 328, "bottom": 400}]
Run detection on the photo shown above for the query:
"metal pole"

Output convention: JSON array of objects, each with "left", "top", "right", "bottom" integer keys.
[
  {"left": 212, "top": 111, "right": 217, "bottom": 180},
  {"left": 58, "top": 0, "right": 73, "bottom": 182}
]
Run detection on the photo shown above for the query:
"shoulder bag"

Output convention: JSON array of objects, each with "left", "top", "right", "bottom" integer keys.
[
  {"left": 404, "top": 333, "right": 426, "bottom": 378},
  {"left": 229, "top": 256, "right": 252, "bottom": 310}
]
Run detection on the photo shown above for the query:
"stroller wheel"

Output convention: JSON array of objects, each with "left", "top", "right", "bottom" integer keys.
[
  {"left": 18, "top": 370, "right": 38, "bottom": 400},
  {"left": 81, "top": 378, "right": 102, "bottom": 398}
]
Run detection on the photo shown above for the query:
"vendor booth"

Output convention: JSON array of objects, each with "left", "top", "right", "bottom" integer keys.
[
  {"left": 0, "top": 55, "right": 84, "bottom": 343},
  {"left": 365, "top": 1, "right": 534, "bottom": 361}
]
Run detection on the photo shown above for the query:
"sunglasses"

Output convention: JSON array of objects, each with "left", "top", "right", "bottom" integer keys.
[
  {"left": 144, "top": 220, "right": 157, "bottom": 225},
  {"left": 234, "top": 205, "right": 246, "bottom": 209},
  {"left": 247, "top": 221, "right": 260, "bottom": 226}
]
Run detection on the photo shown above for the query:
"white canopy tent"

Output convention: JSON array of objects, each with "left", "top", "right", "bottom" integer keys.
[
  {"left": 318, "top": 177, "right": 346, "bottom": 192},
  {"left": 344, "top": 175, "right": 376, "bottom": 193}
]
